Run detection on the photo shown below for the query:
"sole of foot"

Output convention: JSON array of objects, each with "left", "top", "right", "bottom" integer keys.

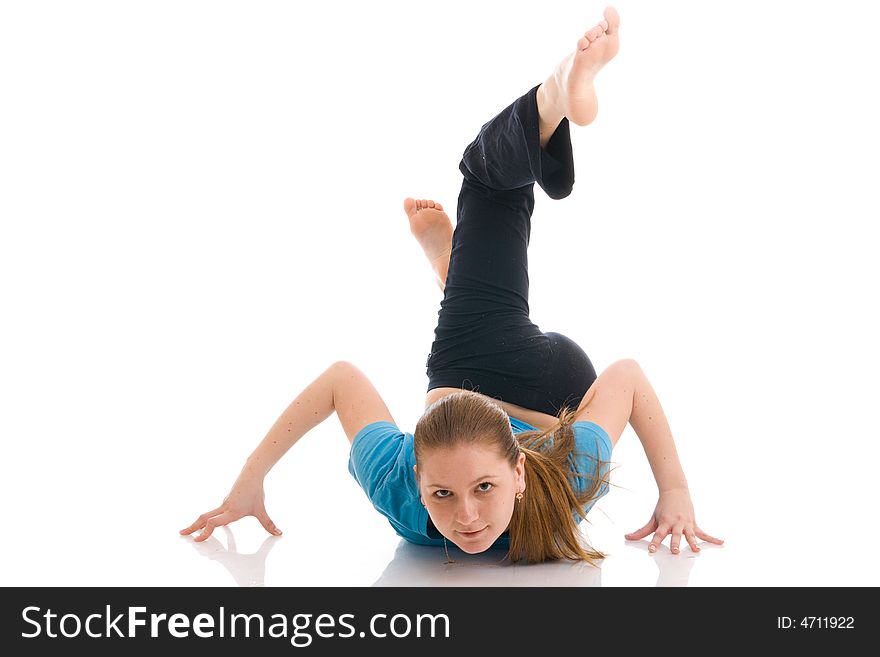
[
  {"left": 555, "top": 6, "right": 621, "bottom": 126},
  {"left": 404, "top": 197, "right": 453, "bottom": 263}
]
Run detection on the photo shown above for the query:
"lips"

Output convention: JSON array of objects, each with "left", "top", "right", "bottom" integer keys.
[{"left": 456, "top": 527, "right": 487, "bottom": 539}]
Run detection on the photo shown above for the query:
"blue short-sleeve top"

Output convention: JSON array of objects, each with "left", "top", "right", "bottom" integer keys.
[{"left": 347, "top": 416, "right": 612, "bottom": 548}]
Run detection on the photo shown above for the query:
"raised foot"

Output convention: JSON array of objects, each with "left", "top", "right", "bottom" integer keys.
[
  {"left": 552, "top": 6, "right": 621, "bottom": 126},
  {"left": 404, "top": 197, "right": 453, "bottom": 265}
]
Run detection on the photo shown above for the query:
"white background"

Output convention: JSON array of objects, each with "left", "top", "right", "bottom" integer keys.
[{"left": 1, "top": 0, "right": 878, "bottom": 587}]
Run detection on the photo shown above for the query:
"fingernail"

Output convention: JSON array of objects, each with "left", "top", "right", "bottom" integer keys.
[{"left": 648, "top": 545, "right": 656, "bottom": 552}]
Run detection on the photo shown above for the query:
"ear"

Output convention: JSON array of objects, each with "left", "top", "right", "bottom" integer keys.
[
  {"left": 412, "top": 463, "right": 419, "bottom": 480},
  {"left": 515, "top": 451, "right": 526, "bottom": 492}
]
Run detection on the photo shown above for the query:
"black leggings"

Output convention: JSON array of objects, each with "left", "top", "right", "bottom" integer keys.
[{"left": 425, "top": 83, "right": 597, "bottom": 416}]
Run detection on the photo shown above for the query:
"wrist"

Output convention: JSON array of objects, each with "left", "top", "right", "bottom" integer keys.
[
  {"left": 241, "top": 458, "right": 270, "bottom": 480},
  {"left": 658, "top": 484, "right": 690, "bottom": 494}
]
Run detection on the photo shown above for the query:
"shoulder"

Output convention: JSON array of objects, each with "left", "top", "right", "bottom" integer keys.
[
  {"left": 568, "top": 422, "right": 613, "bottom": 504},
  {"left": 509, "top": 416, "right": 538, "bottom": 433},
  {"left": 348, "top": 422, "right": 411, "bottom": 495},
  {"left": 347, "top": 423, "right": 429, "bottom": 542},
  {"left": 572, "top": 421, "right": 612, "bottom": 456},
  {"left": 351, "top": 421, "right": 406, "bottom": 456}
]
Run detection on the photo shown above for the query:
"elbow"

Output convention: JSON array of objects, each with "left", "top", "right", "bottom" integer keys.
[
  {"left": 328, "top": 360, "right": 366, "bottom": 384},
  {"left": 329, "top": 360, "right": 355, "bottom": 373},
  {"left": 612, "top": 358, "right": 642, "bottom": 375}
]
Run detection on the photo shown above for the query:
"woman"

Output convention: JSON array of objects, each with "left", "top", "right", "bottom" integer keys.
[{"left": 181, "top": 7, "right": 723, "bottom": 564}]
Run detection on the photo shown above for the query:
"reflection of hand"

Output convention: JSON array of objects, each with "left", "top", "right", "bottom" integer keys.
[
  {"left": 624, "top": 540, "right": 698, "bottom": 587},
  {"left": 179, "top": 473, "right": 282, "bottom": 542},
  {"left": 624, "top": 488, "right": 724, "bottom": 554},
  {"left": 186, "top": 527, "right": 279, "bottom": 587}
]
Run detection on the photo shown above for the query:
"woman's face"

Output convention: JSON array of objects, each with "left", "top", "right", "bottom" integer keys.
[{"left": 414, "top": 443, "right": 525, "bottom": 553}]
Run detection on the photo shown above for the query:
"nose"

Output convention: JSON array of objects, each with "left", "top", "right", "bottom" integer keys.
[{"left": 454, "top": 496, "right": 479, "bottom": 526}]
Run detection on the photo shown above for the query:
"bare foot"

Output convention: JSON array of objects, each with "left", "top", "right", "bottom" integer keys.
[
  {"left": 404, "top": 197, "right": 453, "bottom": 267},
  {"left": 550, "top": 6, "right": 620, "bottom": 126}
]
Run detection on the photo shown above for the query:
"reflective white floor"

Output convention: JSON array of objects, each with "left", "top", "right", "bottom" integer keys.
[
  {"left": 174, "top": 483, "right": 880, "bottom": 587},
  {"left": 2, "top": 420, "right": 875, "bottom": 588}
]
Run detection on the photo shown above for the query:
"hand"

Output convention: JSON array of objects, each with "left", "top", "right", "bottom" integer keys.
[
  {"left": 625, "top": 488, "right": 723, "bottom": 554},
  {"left": 179, "top": 472, "right": 282, "bottom": 543}
]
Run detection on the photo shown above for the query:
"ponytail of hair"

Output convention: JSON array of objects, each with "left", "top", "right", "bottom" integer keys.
[{"left": 507, "top": 405, "right": 612, "bottom": 564}]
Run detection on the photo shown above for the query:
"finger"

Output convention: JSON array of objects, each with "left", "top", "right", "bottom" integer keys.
[
  {"left": 669, "top": 527, "right": 683, "bottom": 554},
  {"left": 624, "top": 518, "right": 657, "bottom": 541},
  {"left": 194, "top": 512, "right": 235, "bottom": 543},
  {"left": 695, "top": 527, "right": 725, "bottom": 545},
  {"left": 648, "top": 526, "right": 670, "bottom": 553},
  {"left": 179, "top": 506, "right": 225, "bottom": 535},
  {"left": 257, "top": 511, "right": 283, "bottom": 536},
  {"left": 179, "top": 522, "right": 201, "bottom": 536},
  {"left": 683, "top": 527, "right": 701, "bottom": 552}
]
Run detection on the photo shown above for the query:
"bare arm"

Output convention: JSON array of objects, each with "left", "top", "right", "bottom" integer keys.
[
  {"left": 181, "top": 361, "right": 396, "bottom": 541},
  {"left": 575, "top": 359, "right": 723, "bottom": 553},
  {"left": 575, "top": 359, "right": 686, "bottom": 490},
  {"left": 240, "top": 360, "right": 397, "bottom": 477},
  {"left": 240, "top": 363, "right": 340, "bottom": 480}
]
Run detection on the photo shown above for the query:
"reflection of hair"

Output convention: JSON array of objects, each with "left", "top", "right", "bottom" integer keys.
[{"left": 414, "top": 390, "right": 613, "bottom": 564}]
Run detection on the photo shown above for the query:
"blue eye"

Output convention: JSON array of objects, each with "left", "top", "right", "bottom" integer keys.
[
  {"left": 434, "top": 490, "right": 451, "bottom": 499},
  {"left": 477, "top": 482, "right": 493, "bottom": 492}
]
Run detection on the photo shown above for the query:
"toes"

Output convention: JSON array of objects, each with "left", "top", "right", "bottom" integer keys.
[
  {"left": 406, "top": 198, "right": 444, "bottom": 215},
  {"left": 603, "top": 6, "right": 620, "bottom": 35},
  {"left": 579, "top": 25, "right": 609, "bottom": 51},
  {"left": 583, "top": 25, "right": 604, "bottom": 44}
]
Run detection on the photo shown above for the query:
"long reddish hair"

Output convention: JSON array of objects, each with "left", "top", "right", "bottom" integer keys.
[{"left": 414, "top": 390, "right": 613, "bottom": 564}]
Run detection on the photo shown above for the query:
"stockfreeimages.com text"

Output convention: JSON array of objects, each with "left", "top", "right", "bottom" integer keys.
[{"left": 21, "top": 605, "right": 450, "bottom": 647}]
